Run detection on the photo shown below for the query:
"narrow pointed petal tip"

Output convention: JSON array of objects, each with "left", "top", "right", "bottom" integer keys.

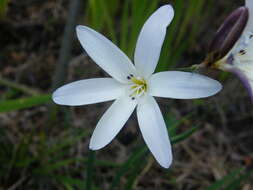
[
  {"left": 214, "top": 79, "right": 223, "bottom": 93},
  {"left": 134, "top": 4, "right": 174, "bottom": 78},
  {"left": 137, "top": 96, "right": 173, "bottom": 169},
  {"left": 161, "top": 159, "right": 172, "bottom": 169},
  {"left": 89, "top": 96, "right": 137, "bottom": 150},
  {"left": 89, "top": 142, "right": 100, "bottom": 151},
  {"left": 76, "top": 25, "right": 136, "bottom": 83},
  {"left": 202, "top": 77, "right": 223, "bottom": 97},
  {"left": 157, "top": 153, "right": 173, "bottom": 168},
  {"left": 149, "top": 71, "right": 222, "bottom": 99},
  {"left": 52, "top": 78, "right": 124, "bottom": 106}
]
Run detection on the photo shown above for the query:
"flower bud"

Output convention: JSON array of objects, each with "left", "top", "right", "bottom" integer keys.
[{"left": 204, "top": 7, "right": 249, "bottom": 67}]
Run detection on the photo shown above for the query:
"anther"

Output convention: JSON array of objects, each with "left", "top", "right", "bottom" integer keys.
[
  {"left": 131, "top": 97, "right": 135, "bottom": 100},
  {"left": 130, "top": 74, "right": 134, "bottom": 77},
  {"left": 127, "top": 76, "right": 131, "bottom": 80},
  {"left": 239, "top": 49, "right": 246, "bottom": 55}
]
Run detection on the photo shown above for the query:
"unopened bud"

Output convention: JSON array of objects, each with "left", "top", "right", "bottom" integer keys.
[{"left": 204, "top": 6, "right": 249, "bottom": 67}]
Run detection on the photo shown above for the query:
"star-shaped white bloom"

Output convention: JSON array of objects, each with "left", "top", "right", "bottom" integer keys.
[
  {"left": 208, "top": 0, "right": 253, "bottom": 101},
  {"left": 53, "top": 5, "right": 222, "bottom": 168}
]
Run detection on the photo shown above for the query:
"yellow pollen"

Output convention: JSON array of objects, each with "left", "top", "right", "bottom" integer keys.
[{"left": 129, "top": 77, "right": 147, "bottom": 98}]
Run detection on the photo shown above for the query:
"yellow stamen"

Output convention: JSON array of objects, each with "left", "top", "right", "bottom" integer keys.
[
  {"left": 131, "top": 77, "right": 145, "bottom": 85},
  {"left": 129, "top": 77, "right": 147, "bottom": 98},
  {"left": 131, "top": 85, "right": 138, "bottom": 89}
]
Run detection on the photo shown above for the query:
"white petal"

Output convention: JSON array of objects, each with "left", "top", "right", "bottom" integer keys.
[
  {"left": 53, "top": 78, "right": 124, "bottom": 106},
  {"left": 245, "top": 0, "right": 253, "bottom": 32},
  {"left": 76, "top": 25, "right": 136, "bottom": 83},
  {"left": 137, "top": 95, "right": 172, "bottom": 168},
  {"left": 89, "top": 95, "right": 137, "bottom": 150},
  {"left": 134, "top": 5, "right": 174, "bottom": 78},
  {"left": 149, "top": 71, "right": 222, "bottom": 99}
]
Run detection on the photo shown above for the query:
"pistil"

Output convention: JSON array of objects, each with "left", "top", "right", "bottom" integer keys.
[{"left": 126, "top": 74, "right": 148, "bottom": 99}]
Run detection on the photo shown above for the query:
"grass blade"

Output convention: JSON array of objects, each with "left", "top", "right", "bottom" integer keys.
[
  {"left": 171, "top": 126, "right": 198, "bottom": 145},
  {"left": 0, "top": 0, "right": 9, "bottom": 18},
  {"left": 0, "top": 94, "right": 51, "bottom": 112},
  {"left": 86, "top": 151, "right": 96, "bottom": 190},
  {"left": 224, "top": 170, "right": 253, "bottom": 190},
  {"left": 119, "top": 0, "right": 130, "bottom": 52},
  {"left": 204, "top": 168, "right": 243, "bottom": 190}
]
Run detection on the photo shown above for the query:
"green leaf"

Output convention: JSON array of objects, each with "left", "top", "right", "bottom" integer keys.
[
  {"left": 119, "top": 0, "right": 130, "bottom": 52},
  {"left": 156, "top": 0, "right": 208, "bottom": 71},
  {"left": 224, "top": 170, "right": 253, "bottom": 190},
  {"left": 171, "top": 126, "right": 198, "bottom": 145},
  {"left": 0, "top": 94, "right": 52, "bottom": 112},
  {"left": 87, "top": 0, "right": 104, "bottom": 30},
  {"left": 101, "top": 1, "right": 117, "bottom": 43},
  {"left": 0, "top": 0, "right": 9, "bottom": 18}
]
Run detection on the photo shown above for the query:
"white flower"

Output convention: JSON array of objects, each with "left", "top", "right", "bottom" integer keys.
[
  {"left": 53, "top": 5, "right": 222, "bottom": 168},
  {"left": 208, "top": 0, "right": 253, "bottom": 101}
]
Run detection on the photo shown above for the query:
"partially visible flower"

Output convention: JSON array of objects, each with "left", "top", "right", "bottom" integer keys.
[
  {"left": 203, "top": 0, "right": 253, "bottom": 101},
  {"left": 53, "top": 5, "right": 222, "bottom": 168}
]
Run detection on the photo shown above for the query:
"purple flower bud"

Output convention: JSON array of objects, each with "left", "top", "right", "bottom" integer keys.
[{"left": 205, "top": 7, "right": 249, "bottom": 66}]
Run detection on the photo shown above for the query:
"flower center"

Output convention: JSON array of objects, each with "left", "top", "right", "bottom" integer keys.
[{"left": 126, "top": 74, "right": 147, "bottom": 100}]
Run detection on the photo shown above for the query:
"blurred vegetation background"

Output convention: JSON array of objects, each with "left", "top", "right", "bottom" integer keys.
[{"left": 0, "top": 0, "right": 253, "bottom": 189}]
